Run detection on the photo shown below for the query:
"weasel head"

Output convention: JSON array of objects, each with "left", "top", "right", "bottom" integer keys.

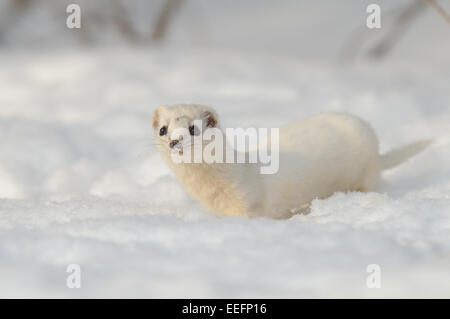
[{"left": 152, "top": 104, "right": 219, "bottom": 160}]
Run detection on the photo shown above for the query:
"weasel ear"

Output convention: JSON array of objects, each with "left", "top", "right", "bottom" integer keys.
[
  {"left": 202, "top": 110, "right": 218, "bottom": 128},
  {"left": 152, "top": 106, "right": 166, "bottom": 130}
]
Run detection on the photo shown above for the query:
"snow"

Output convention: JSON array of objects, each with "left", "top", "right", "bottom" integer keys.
[{"left": 0, "top": 0, "right": 450, "bottom": 298}]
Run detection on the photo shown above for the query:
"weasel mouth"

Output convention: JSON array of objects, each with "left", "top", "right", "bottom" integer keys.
[
  {"left": 169, "top": 140, "right": 180, "bottom": 149},
  {"left": 169, "top": 144, "right": 184, "bottom": 156}
]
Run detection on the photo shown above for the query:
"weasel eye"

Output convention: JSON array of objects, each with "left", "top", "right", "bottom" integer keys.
[
  {"left": 159, "top": 126, "right": 167, "bottom": 136},
  {"left": 189, "top": 125, "right": 198, "bottom": 136}
]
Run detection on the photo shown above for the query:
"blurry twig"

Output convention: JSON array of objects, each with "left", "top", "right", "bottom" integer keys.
[
  {"left": 340, "top": 0, "right": 449, "bottom": 63},
  {"left": 426, "top": 0, "right": 450, "bottom": 24},
  {"left": 77, "top": 0, "right": 139, "bottom": 45},
  {"left": 81, "top": 0, "right": 183, "bottom": 44},
  {"left": 151, "top": 0, "right": 183, "bottom": 42},
  {"left": 0, "top": 0, "right": 185, "bottom": 45},
  {"left": 339, "top": 0, "right": 428, "bottom": 63},
  {"left": 367, "top": 0, "right": 426, "bottom": 60},
  {"left": 112, "top": 0, "right": 140, "bottom": 43}
]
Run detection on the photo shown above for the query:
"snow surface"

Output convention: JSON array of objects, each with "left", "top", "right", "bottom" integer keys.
[{"left": 0, "top": 0, "right": 449, "bottom": 298}]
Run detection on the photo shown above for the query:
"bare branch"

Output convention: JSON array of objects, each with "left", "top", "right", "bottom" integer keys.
[
  {"left": 367, "top": 0, "right": 427, "bottom": 60},
  {"left": 151, "top": 0, "right": 183, "bottom": 42},
  {"left": 426, "top": 0, "right": 450, "bottom": 24}
]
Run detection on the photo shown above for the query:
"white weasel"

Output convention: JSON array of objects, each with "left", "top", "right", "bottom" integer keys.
[{"left": 152, "top": 104, "right": 431, "bottom": 219}]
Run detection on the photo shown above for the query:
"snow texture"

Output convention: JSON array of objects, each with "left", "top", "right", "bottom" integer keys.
[{"left": 0, "top": 0, "right": 449, "bottom": 297}]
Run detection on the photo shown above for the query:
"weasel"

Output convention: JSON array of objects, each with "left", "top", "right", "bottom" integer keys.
[{"left": 152, "top": 104, "right": 431, "bottom": 219}]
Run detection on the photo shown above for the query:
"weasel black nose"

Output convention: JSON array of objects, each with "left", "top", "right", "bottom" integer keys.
[{"left": 169, "top": 140, "right": 179, "bottom": 149}]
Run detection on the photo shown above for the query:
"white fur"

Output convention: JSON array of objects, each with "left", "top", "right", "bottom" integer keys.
[{"left": 152, "top": 104, "right": 430, "bottom": 219}]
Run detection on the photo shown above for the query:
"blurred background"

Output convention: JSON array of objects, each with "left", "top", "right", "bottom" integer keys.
[
  {"left": 0, "top": 0, "right": 449, "bottom": 59},
  {"left": 0, "top": 0, "right": 449, "bottom": 298}
]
